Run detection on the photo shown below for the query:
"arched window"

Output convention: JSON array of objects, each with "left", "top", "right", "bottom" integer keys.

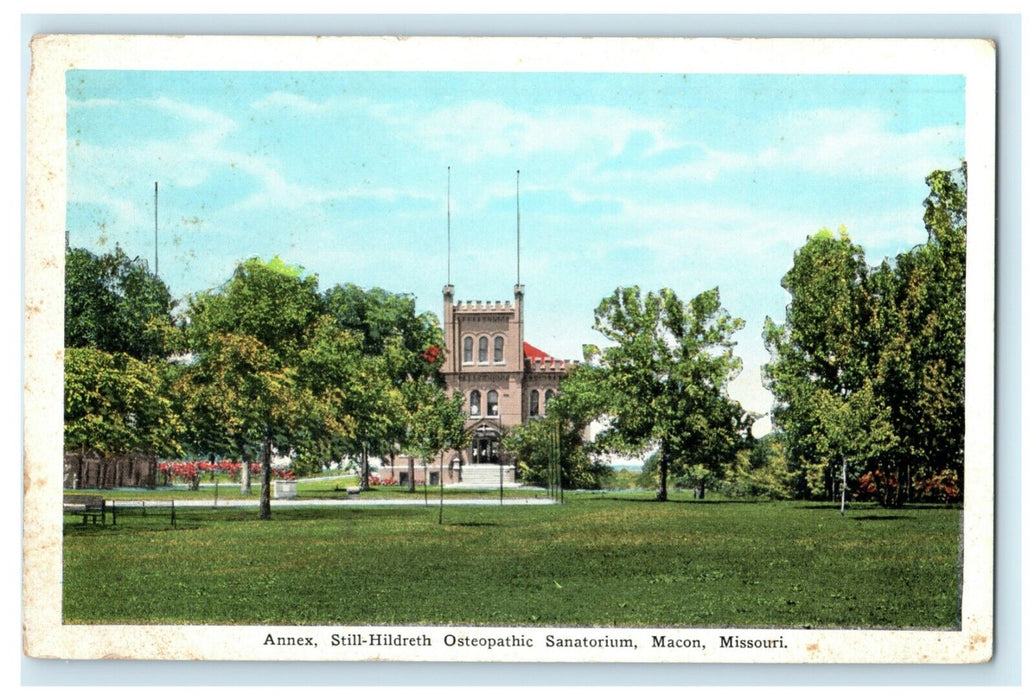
[
  {"left": 493, "top": 336, "right": 505, "bottom": 363},
  {"left": 462, "top": 336, "right": 473, "bottom": 364},
  {"left": 545, "top": 389, "right": 555, "bottom": 407},
  {"left": 469, "top": 390, "right": 481, "bottom": 416},
  {"left": 529, "top": 389, "right": 540, "bottom": 417},
  {"left": 487, "top": 390, "right": 499, "bottom": 416},
  {"left": 478, "top": 336, "right": 489, "bottom": 364}
]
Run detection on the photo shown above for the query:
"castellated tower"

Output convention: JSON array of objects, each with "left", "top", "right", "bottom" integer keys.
[
  {"left": 380, "top": 170, "right": 576, "bottom": 486},
  {"left": 438, "top": 283, "right": 576, "bottom": 477}
]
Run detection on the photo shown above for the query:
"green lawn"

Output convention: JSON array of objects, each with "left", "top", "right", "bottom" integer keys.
[
  {"left": 64, "top": 478, "right": 552, "bottom": 502},
  {"left": 62, "top": 493, "right": 961, "bottom": 629}
]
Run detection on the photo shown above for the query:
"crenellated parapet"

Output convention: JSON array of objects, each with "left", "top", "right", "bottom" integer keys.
[
  {"left": 525, "top": 357, "right": 578, "bottom": 373},
  {"left": 454, "top": 300, "right": 515, "bottom": 312}
]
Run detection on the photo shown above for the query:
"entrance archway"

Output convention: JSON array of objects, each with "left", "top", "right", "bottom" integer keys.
[{"left": 470, "top": 425, "right": 501, "bottom": 464}]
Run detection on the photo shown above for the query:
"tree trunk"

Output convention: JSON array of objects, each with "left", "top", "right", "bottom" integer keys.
[
  {"left": 259, "top": 434, "right": 273, "bottom": 520},
  {"left": 240, "top": 443, "right": 251, "bottom": 494},
  {"left": 408, "top": 457, "right": 416, "bottom": 493},
  {"left": 656, "top": 445, "right": 669, "bottom": 502},
  {"left": 696, "top": 480, "right": 705, "bottom": 500},
  {"left": 360, "top": 443, "right": 370, "bottom": 491},
  {"left": 839, "top": 455, "right": 847, "bottom": 515}
]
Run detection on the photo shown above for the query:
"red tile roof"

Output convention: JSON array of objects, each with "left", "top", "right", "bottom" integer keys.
[{"left": 522, "top": 342, "right": 555, "bottom": 362}]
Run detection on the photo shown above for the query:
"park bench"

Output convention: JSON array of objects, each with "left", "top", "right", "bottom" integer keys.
[{"left": 63, "top": 495, "right": 110, "bottom": 525}]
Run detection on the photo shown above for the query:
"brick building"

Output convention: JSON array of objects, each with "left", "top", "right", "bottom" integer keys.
[{"left": 378, "top": 283, "right": 576, "bottom": 487}]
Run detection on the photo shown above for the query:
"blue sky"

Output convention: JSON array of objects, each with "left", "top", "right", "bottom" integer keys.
[{"left": 65, "top": 70, "right": 966, "bottom": 426}]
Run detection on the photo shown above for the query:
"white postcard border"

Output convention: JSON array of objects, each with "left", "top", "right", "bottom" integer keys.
[{"left": 23, "top": 34, "right": 997, "bottom": 664}]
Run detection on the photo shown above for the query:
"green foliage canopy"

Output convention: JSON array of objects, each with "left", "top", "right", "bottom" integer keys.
[
  {"left": 763, "top": 165, "right": 966, "bottom": 506},
  {"left": 587, "top": 286, "right": 751, "bottom": 501},
  {"left": 64, "top": 347, "right": 181, "bottom": 459},
  {"left": 65, "top": 246, "right": 176, "bottom": 360}
]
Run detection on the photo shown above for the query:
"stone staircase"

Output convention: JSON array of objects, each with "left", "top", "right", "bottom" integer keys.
[{"left": 450, "top": 464, "right": 519, "bottom": 488}]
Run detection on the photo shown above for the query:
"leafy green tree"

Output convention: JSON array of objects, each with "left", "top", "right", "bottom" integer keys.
[
  {"left": 270, "top": 315, "right": 366, "bottom": 475},
  {"left": 182, "top": 257, "right": 326, "bottom": 519},
  {"left": 724, "top": 431, "right": 795, "bottom": 500},
  {"left": 405, "top": 384, "right": 467, "bottom": 480},
  {"left": 323, "top": 283, "right": 443, "bottom": 383},
  {"left": 65, "top": 347, "right": 181, "bottom": 470},
  {"left": 878, "top": 164, "right": 966, "bottom": 502},
  {"left": 763, "top": 228, "right": 874, "bottom": 500},
  {"left": 65, "top": 246, "right": 176, "bottom": 360},
  {"left": 587, "top": 286, "right": 750, "bottom": 501},
  {"left": 764, "top": 164, "right": 966, "bottom": 507},
  {"left": 322, "top": 283, "right": 448, "bottom": 488},
  {"left": 504, "top": 363, "right": 612, "bottom": 490}
]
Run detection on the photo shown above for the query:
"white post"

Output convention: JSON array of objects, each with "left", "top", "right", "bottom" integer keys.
[{"left": 840, "top": 456, "right": 848, "bottom": 516}]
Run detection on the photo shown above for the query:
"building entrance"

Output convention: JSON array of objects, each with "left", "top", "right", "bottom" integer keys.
[{"left": 471, "top": 427, "right": 500, "bottom": 464}]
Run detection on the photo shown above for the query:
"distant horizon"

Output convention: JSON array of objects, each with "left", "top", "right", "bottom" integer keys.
[{"left": 66, "top": 70, "right": 966, "bottom": 432}]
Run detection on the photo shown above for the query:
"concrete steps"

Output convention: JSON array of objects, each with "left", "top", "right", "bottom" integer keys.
[{"left": 450, "top": 464, "right": 518, "bottom": 487}]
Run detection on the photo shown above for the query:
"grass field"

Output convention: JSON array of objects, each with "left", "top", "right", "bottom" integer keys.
[
  {"left": 63, "top": 476, "right": 552, "bottom": 501},
  {"left": 62, "top": 493, "right": 961, "bottom": 629}
]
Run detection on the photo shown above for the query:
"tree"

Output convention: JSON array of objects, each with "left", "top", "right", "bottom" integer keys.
[
  {"left": 881, "top": 164, "right": 966, "bottom": 502},
  {"left": 323, "top": 283, "right": 447, "bottom": 488},
  {"left": 63, "top": 246, "right": 180, "bottom": 484},
  {"left": 182, "top": 257, "right": 326, "bottom": 519},
  {"left": 504, "top": 363, "right": 612, "bottom": 490},
  {"left": 65, "top": 246, "right": 176, "bottom": 360},
  {"left": 292, "top": 316, "right": 392, "bottom": 478},
  {"left": 405, "top": 384, "right": 467, "bottom": 478},
  {"left": 323, "top": 283, "right": 443, "bottom": 384},
  {"left": 763, "top": 228, "right": 874, "bottom": 501},
  {"left": 763, "top": 164, "right": 966, "bottom": 507},
  {"left": 65, "top": 347, "right": 181, "bottom": 477},
  {"left": 727, "top": 431, "right": 795, "bottom": 500},
  {"left": 587, "top": 286, "right": 750, "bottom": 501}
]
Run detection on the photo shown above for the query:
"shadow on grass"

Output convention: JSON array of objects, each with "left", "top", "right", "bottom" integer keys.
[
  {"left": 593, "top": 495, "right": 754, "bottom": 506},
  {"left": 450, "top": 522, "right": 501, "bottom": 528},
  {"left": 801, "top": 502, "right": 955, "bottom": 511},
  {"left": 848, "top": 515, "right": 915, "bottom": 521}
]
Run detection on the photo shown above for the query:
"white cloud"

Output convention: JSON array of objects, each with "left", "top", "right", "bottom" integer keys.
[
  {"left": 767, "top": 108, "right": 964, "bottom": 179},
  {"left": 583, "top": 107, "right": 963, "bottom": 187}
]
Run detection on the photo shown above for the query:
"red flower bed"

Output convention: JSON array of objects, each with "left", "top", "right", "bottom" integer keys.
[{"left": 158, "top": 460, "right": 294, "bottom": 489}]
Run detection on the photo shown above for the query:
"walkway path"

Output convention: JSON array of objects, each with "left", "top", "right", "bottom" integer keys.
[{"left": 109, "top": 497, "right": 558, "bottom": 509}]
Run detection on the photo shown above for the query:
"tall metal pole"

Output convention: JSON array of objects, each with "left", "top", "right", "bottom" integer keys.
[
  {"left": 153, "top": 182, "right": 159, "bottom": 275},
  {"left": 516, "top": 169, "right": 521, "bottom": 286},
  {"left": 438, "top": 453, "right": 445, "bottom": 525},
  {"left": 447, "top": 166, "right": 451, "bottom": 285}
]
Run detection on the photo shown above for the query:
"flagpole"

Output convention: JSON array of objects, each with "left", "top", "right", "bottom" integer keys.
[
  {"left": 154, "top": 182, "right": 159, "bottom": 275},
  {"left": 447, "top": 166, "right": 452, "bottom": 286},
  {"left": 516, "top": 169, "right": 521, "bottom": 286}
]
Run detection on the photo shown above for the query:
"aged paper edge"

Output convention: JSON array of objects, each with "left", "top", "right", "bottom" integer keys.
[{"left": 23, "top": 34, "right": 997, "bottom": 664}]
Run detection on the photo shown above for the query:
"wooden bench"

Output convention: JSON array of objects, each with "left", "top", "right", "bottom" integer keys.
[{"left": 63, "top": 495, "right": 109, "bottom": 525}]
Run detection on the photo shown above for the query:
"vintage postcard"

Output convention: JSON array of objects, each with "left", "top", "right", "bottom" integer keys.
[{"left": 24, "top": 35, "right": 995, "bottom": 663}]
